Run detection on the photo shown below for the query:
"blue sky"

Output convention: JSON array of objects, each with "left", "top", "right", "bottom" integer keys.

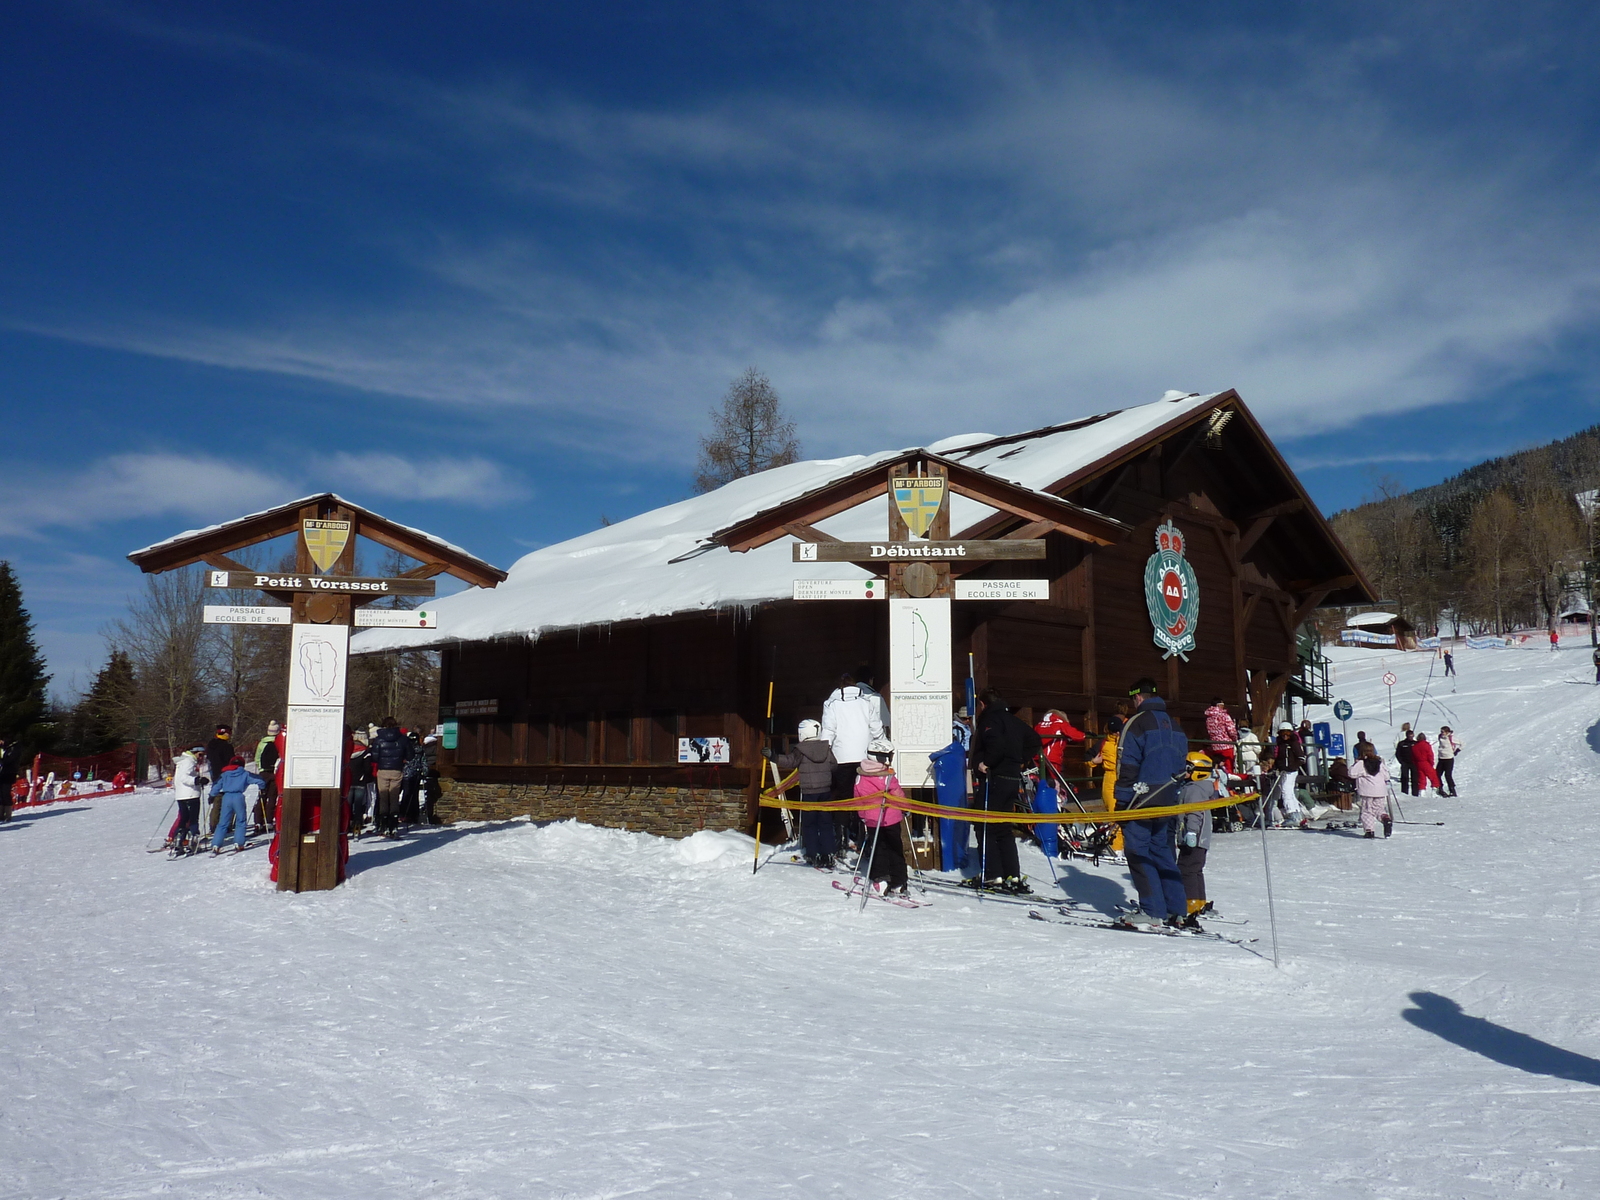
[{"left": 6, "top": 2, "right": 1600, "bottom": 694}]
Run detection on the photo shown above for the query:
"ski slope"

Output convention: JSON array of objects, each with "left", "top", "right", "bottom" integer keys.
[{"left": 3, "top": 638, "right": 1599, "bottom": 1199}]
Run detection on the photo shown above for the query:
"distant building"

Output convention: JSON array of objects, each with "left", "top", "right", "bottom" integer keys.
[{"left": 1339, "top": 610, "right": 1417, "bottom": 649}]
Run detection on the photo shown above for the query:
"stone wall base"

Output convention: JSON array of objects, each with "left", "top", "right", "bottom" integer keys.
[{"left": 439, "top": 778, "right": 749, "bottom": 839}]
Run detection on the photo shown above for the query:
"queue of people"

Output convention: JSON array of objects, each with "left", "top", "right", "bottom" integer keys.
[{"left": 160, "top": 715, "right": 444, "bottom": 858}]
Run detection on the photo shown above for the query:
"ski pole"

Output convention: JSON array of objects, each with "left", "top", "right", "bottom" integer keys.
[
  {"left": 859, "top": 795, "right": 888, "bottom": 913},
  {"left": 143, "top": 795, "right": 177, "bottom": 851},
  {"left": 1258, "top": 799, "right": 1282, "bottom": 970}
]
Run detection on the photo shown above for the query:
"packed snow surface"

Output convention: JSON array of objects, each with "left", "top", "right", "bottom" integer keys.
[{"left": 6, "top": 637, "right": 1600, "bottom": 1197}]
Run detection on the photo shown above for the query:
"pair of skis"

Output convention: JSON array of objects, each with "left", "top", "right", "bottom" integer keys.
[{"left": 1026, "top": 906, "right": 1257, "bottom": 946}]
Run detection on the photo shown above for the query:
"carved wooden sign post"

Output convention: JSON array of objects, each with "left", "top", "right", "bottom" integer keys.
[
  {"left": 712, "top": 454, "right": 1128, "bottom": 787},
  {"left": 129, "top": 493, "right": 505, "bottom": 893}
]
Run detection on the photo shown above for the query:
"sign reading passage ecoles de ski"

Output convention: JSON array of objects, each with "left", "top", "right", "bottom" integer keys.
[
  {"left": 953, "top": 579, "right": 1050, "bottom": 601},
  {"left": 202, "top": 605, "right": 291, "bottom": 625}
]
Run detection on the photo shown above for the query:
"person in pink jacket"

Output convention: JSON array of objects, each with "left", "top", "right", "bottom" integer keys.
[
  {"left": 1412, "top": 733, "right": 1441, "bottom": 793},
  {"left": 1351, "top": 752, "right": 1392, "bottom": 838},
  {"left": 854, "top": 738, "right": 909, "bottom": 896}
]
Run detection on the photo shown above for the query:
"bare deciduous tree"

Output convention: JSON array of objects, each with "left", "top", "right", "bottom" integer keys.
[
  {"left": 1464, "top": 489, "right": 1523, "bottom": 633},
  {"left": 693, "top": 368, "right": 801, "bottom": 493},
  {"left": 109, "top": 568, "right": 210, "bottom": 761}
]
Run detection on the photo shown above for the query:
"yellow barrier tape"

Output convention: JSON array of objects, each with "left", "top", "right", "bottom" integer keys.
[{"left": 759, "top": 769, "right": 1257, "bottom": 825}]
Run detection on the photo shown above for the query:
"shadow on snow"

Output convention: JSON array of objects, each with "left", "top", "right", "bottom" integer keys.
[
  {"left": 345, "top": 819, "right": 529, "bottom": 876},
  {"left": 1402, "top": 992, "right": 1600, "bottom": 1086}
]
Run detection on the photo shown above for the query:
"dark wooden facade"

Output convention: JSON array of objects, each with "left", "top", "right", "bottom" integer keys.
[{"left": 437, "top": 394, "right": 1372, "bottom": 834}]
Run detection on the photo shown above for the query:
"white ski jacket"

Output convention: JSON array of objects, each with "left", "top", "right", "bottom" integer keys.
[
  {"left": 821, "top": 685, "right": 887, "bottom": 765},
  {"left": 172, "top": 752, "right": 202, "bottom": 801}
]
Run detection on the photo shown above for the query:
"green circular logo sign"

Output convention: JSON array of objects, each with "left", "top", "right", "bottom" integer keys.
[{"left": 1143, "top": 520, "right": 1199, "bottom": 660}]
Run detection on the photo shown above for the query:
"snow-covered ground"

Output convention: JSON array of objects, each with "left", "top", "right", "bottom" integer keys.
[{"left": 4, "top": 637, "right": 1599, "bottom": 1199}]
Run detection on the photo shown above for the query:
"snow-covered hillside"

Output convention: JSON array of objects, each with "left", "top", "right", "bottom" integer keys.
[{"left": 4, "top": 637, "right": 1599, "bottom": 1198}]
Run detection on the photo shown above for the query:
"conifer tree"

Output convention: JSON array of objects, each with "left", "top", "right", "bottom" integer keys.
[
  {"left": 76, "top": 649, "right": 137, "bottom": 754},
  {"left": 0, "top": 561, "right": 50, "bottom": 746},
  {"left": 694, "top": 368, "right": 801, "bottom": 493}
]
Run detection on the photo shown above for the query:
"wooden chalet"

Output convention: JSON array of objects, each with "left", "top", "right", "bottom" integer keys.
[{"left": 352, "top": 390, "right": 1374, "bottom": 837}]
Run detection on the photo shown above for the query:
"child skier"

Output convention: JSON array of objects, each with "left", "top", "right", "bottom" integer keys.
[
  {"left": 1177, "top": 753, "right": 1221, "bottom": 930},
  {"left": 775, "top": 719, "right": 839, "bottom": 868},
  {"left": 208, "top": 756, "right": 266, "bottom": 854},
  {"left": 170, "top": 746, "right": 206, "bottom": 855},
  {"left": 854, "top": 737, "right": 909, "bottom": 896},
  {"left": 1351, "top": 752, "right": 1392, "bottom": 839}
]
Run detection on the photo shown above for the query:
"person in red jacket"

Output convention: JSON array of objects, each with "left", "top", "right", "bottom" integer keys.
[
  {"left": 1034, "top": 709, "right": 1086, "bottom": 783},
  {"left": 1412, "top": 732, "right": 1442, "bottom": 793}
]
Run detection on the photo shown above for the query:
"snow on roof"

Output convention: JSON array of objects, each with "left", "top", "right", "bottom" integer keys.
[
  {"left": 352, "top": 392, "right": 1224, "bottom": 653},
  {"left": 1346, "top": 611, "right": 1399, "bottom": 627},
  {"left": 128, "top": 492, "right": 484, "bottom": 565}
]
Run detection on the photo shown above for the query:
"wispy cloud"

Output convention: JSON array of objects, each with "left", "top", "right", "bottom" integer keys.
[
  {"left": 0, "top": 450, "right": 526, "bottom": 537},
  {"left": 12, "top": 11, "right": 1600, "bottom": 460}
]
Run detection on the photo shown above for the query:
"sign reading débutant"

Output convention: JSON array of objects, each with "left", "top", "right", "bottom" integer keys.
[
  {"left": 206, "top": 570, "right": 436, "bottom": 596},
  {"left": 793, "top": 540, "right": 1045, "bottom": 562}
]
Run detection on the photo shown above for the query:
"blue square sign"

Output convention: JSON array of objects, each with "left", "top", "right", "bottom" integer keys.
[
  {"left": 1330, "top": 733, "right": 1346, "bottom": 757},
  {"left": 1312, "top": 721, "right": 1331, "bottom": 747}
]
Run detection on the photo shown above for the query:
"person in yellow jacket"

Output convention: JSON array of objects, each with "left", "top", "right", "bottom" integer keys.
[{"left": 1089, "top": 709, "right": 1130, "bottom": 852}]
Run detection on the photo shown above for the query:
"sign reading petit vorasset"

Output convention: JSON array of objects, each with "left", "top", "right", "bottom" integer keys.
[{"left": 206, "top": 570, "right": 436, "bottom": 596}]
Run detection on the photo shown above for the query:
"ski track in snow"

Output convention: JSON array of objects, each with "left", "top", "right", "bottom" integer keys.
[{"left": 3, "top": 641, "right": 1599, "bottom": 1198}]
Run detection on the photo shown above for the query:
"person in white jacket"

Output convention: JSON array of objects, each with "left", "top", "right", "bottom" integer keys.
[
  {"left": 820, "top": 668, "right": 887, "bottom": 801},
  {"left": 169, "top": 746, "right": 206, "bottom": 853}
]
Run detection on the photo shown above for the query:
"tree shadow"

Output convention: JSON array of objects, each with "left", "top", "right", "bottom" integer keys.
[
  {"left": 345, "top": 819, "right": 529, "bottom": 876},
  {"left": 1, "top": 805, "right": 94, "bottom": 828},
  {"left": 1053, "top": 861, "right": 1131, "bottom": 915},
  {"left": 1402, "top": 992, "right": 1600, "bottom": 1086},
  {"left": 1586, "top": 717, "right": 1600, "bottom": 754}
]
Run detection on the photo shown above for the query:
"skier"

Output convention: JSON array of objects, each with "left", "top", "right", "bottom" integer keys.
[
  {"left": 370, "top": 716, "right": 412, "bottom": 838},
  {"left": 1177, "top": 753, "right": 1220, "bottom": 928},
  {"left": 1088, "top": 703, "right": 1131, "bottom": 855},
  {"left": 0, "top": 736, "right": 17, "bottom": 823},
  {"left": 1354, "top": 730, "right": 1376, "bottom": 759},
  {"left": 1351, "top": 751, "right": 1392, "bottom": 838},
  {"left": 1394, "top": 726, "right": 1418, "bottom": 797},
  {"left": 419, "top": 734, "right": 443, "bottom": 825},
  {"left": 399, "top": 730, "right": 424, "bottom": 826},
  {"left": 1442, "top": 649, "right": 1456, "bottom": 678},
  {"left": 254, "top": 719, "right": 282, "bottom": 832},
  {"left": 1435, "top": 727, "right": 1460, "bottom": 796},
  {"left": 1114, "top": 678, "right": 1190, "bottom": 928},
  {"left": 204, "top": 725, "right": 234, "bottom": 835},
  {"left": 347, "top": 732, "right": 374, "bottom": 836},
  {"left": 1550, "top": 628, "right": 1560, "bottom": 653},
  {"left": 1035, "top": 709, "right": 1086, "bottom": 777},
  {"left": 1266, "top": 723, "right": 1310, "bottom": 828},
  {"left": 167, "top": 745, "right": 206, "bottom": 852},
  {"left": 1592, "top": 644, "right": 1600, "bottom": 684},
  {"left": 1412, "top": 732, "right": 1442, "bottom": 794},
  {"left": 1203, "top": 697, "right": 1239, "bottom": 774},
  {"left": 854, "top": 738, "right": 909, "bottom": 896},
  {"left": 208, "top": 755, "right": 265, "bottom": 854},
  {"left": 821, "top": 667, "right": 885, "bottom": 850},
  {"left": 968, "top": 688, "right": 1041, "bottom": 894},
  {"left": 774, "top": 718, "right": 838, "bottom": 868}
]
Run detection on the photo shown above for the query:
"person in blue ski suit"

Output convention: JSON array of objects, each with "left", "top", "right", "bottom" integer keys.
[
  {"left": 209, "top": 756, "right": 266, "bottom": 853},
  {"left": 1113, "top": 678, "right": 1190, "bottom": 927}
]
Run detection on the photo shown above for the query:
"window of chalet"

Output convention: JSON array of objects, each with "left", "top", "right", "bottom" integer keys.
[
  {"left": 562, "top": 715, "right": 592, "bottom": 764},
  {"left": 649, "top": 711, "right": 678, "bottom": 764},
  {"left": 490, "top": 720, "right": 513, "bottom": 764},
  {"left": 456, "top": 720, "right": 481, "bottom": 764},
  {"left": 604, "top": 712, "right": 631, "bottom": 764},
  {"left": 525, "top": 717, "right": 549, "bottom": 764}
]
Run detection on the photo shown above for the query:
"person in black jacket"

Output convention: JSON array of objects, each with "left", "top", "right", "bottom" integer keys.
[
  {"left": 967, "top": 688, "right": 1042, "bottom": 894},
  {"left": 1395, "top": 725, "right": 1417, "bottom": 796},
  {"left": 204, "top": 725, "right": 234, "bottom": 834},
  {"left": 370, "top": 717, "right": 412, "bottom": 837},
  {"left": 0, "top": 737, "right": 18, "bottom": 822}
]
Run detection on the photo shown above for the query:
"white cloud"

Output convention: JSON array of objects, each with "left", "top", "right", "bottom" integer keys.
[
  {"left": 0, "top": 450, "right": 526, "bottom": 537},
  {"left": 10, "top": 21, "right": 1600, "bottom": 462}
]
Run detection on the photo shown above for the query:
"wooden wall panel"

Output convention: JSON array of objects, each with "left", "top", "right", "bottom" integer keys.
[{"left": 985, "top": 614, "right": 1084, "bottom": 712}]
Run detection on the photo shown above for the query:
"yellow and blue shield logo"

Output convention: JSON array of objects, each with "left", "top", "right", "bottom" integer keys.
[
  {"left": 302, "top": 519, "right": 351, "bottom": 574},
  {"left": 891, "top": 475, "right": 947, "bottom": 538}
]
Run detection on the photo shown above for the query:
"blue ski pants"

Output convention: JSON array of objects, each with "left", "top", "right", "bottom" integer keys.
[
  {"left": 211, "top": 792, "right": 249, "bottom": 850},
  {"left": 1122, "top": 815, "right": 1187, "bottom": 920},
  {"left": 799, "top": 793, "right": 837, "bottom": 861}
]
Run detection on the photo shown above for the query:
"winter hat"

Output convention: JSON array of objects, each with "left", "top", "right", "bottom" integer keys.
[
  {"left": 227, "top": 755, "right": 245, "bottom": 768},
  {"left": 1279, "top": 722, "right": 1294, "bottom": 732},
  {"left": 797, "top": 719, "right": 822, "bottom": 741},
  {"left": 423, "top": 734, "right": 439, "bottom": 744}
]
